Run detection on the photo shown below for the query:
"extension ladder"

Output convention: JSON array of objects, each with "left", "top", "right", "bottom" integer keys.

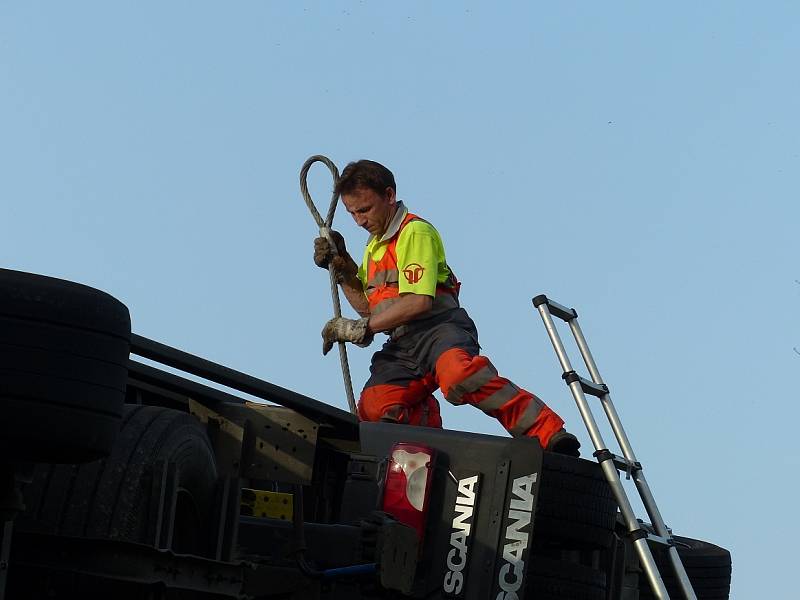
[{"left": 532, "top": 295, "right": 697, "bottom": 600}]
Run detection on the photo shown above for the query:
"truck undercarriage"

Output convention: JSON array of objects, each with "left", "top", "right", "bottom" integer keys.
[{"left": 0, "top": 268, "right": 731, "bottom": 599}]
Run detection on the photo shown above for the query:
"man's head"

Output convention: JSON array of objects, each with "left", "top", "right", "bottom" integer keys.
[{"left": 335, "top": 160, "right": 398, "bottom": 237}]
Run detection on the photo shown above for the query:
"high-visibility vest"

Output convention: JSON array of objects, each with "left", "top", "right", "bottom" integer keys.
[{"left": 364, "top": 212, "right": 460, "bottom": 318}]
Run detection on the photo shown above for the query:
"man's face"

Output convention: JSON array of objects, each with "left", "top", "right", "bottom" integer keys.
[{"left": 341, "top": 186, "right": 397, "bottom": 237}]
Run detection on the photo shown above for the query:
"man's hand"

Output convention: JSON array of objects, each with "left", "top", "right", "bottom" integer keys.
[
  {"left": 321, "top": 316, "right": 373, "bottom": 355},
  {"left": 313, "top": 230, "right": 347, "bottom": 269},
  {"left": 313, "top": 230, "right": 369, "bottom": 317}
]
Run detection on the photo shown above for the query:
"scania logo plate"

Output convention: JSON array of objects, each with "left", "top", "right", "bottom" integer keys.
[
  {"left": 442, "top": 473, "right": 480, "bottom": 597},
  {"left": 494, "top": 472, "right": 538, "bottom": 600}
]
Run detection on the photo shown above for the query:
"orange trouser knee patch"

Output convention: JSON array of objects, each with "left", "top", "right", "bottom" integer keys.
[
  {"left": 358, "top": 380, "right": 442, "bottom": 428},
  {"left": 434, "top": 348, "right": 490, "bottom": 399}
]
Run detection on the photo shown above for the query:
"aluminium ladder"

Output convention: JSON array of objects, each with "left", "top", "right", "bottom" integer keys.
[{"left": 532, "top": 294, "right": 697, "bottom": 600}]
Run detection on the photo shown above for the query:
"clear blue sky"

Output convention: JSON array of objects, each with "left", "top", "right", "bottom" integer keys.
[{"left": 2, "top": 3, "right": 797, "bottom": 597}]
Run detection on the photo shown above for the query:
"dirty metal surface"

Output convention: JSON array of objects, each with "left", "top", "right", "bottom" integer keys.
[{"left": 190, "top": 400, "right": 318, "bottom": 485}]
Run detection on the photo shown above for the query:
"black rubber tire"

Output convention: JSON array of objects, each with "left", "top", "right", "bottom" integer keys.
[
  {"left": 535, "top": 452, "right": 618, "bottom": 548},
  {"left": 0, "top": 268, "right": 131, "bottom": 463},
  {"left": 17, "top": 404, "right": 218, "bottom": 557},
  {"left": 524, "top": 557, "right": 607, "bottom": 600},
  {"left": 638, "top": 535, "right": 731, "bottom": 600}
]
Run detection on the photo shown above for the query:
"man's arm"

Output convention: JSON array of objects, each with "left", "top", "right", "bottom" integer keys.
[
  {"left": 334, "top": 255, "right": 371, "bottom": 317},
  {"left": 367, "top": 293, "right": 432, "bottom": 333},
  {"left": 320, "top": 292, "right": 432, "bottom": 356},
  {"left": 314, "top": 233, "right": 370, "bottom": 316}
]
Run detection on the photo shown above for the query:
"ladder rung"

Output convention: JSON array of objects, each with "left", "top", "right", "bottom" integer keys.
[
  {"left": 629, "top": 529, "right": 673, "bottom": 547},
  {"left": 532, "top": 294, "right": 578, "bottom": 322},
  {"left": 593, "top": 449, "right": 642, "bottom": 474},
  {"left": 646, "top": 533, "right": 673, "bottom": 547},
  {"left": 562, "top": 371, "right": 608, "bottom": 397}
]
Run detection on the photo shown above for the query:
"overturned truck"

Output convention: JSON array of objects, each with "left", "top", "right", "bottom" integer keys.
[{"left": 0, "top": 269, "right": 731, "bottom": 599}]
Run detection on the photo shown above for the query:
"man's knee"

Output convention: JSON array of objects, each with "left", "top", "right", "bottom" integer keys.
[
  {"left": 358, "top": 384, "right": 414, "bottom": 423},
  {"left": 434, "top": 348, "right": 494, "bottom": 404},
  {"left": 358, "top": 383, "right": 441, "bottom": 427}
]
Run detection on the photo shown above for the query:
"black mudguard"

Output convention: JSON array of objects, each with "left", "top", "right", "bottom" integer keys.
[{"left": 360, "top": 422, "right": 543, "bottom": 600}]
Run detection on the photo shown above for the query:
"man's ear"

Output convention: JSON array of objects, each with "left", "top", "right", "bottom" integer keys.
[{"left": 385, "top": 187, "right": 397, "bottom": 205}]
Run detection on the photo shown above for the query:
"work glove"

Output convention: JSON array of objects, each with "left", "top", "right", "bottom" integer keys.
[
  {"left": 313, "top": 230, "right": 347, "bottom": 269},
  {"left": 321, "top": 316, "right": 373, "bottom": 355}
]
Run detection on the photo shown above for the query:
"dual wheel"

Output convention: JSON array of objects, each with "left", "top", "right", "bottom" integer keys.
[
  {"left": 528, "top": 453, "right": 731, "bottom": 600},
  {"left": 1, "top": 270, "right": 219, "bottom": 597},
  {"left": 526, "top": 451, "right": 618, "bottom": 600},
  {"left": 11, "top": 405, "right": 219, "bottom": 599},
  {"left": 638, "top": 536, "right": 732, "bottom": 600},
  {"left": 0, "top": 269, "right": 130, "bottom": 463}
]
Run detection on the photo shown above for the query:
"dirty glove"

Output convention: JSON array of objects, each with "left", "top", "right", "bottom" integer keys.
[
  {"left": 313, "top": 230, "right": 347, "bottom": 269},
  {"left": 321, "top": 316, "right": 373, "bottom": 355}
]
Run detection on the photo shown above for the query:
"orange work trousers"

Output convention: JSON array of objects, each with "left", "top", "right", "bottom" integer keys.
[{"left": 357, "top": 308, "right": 564, "bottom": 448}]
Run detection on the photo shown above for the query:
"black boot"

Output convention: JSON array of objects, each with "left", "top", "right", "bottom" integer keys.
[{"left": 546, "top": 429, "right": 581, "bottom": 457}]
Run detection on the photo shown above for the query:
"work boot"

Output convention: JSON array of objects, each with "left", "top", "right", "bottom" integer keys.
[{"left": 546, "top": 429, "right": 581, "bottom": 457}]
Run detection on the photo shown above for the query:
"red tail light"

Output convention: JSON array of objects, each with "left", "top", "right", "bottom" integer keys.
[{"left": 382, "top": 442, "right": 436, "bottom": 543}]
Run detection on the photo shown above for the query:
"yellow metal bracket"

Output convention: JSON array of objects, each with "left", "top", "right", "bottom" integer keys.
[{"left": 241, "top": 488, "right": 293, "bottom": 521}]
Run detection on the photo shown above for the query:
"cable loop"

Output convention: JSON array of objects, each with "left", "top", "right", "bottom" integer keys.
[{"left": 299, "top": 156, "right": 357, "bottom": 415}]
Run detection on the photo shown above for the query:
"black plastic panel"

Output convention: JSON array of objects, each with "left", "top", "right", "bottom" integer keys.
[{"left": 359, "top": 423, "right": 544, "bottom": 600}]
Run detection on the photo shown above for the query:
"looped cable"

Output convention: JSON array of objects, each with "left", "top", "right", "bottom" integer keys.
[
  {"left": 299, "top": 155, "right": 357, "bottom": 415},
  {"left": 300, "top": 155, "right": 339, "bottom": 229}
]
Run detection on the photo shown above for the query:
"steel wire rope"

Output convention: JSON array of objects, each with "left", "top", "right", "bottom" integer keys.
[{"left": 299, "top": 155, "right": 357, "bottom": 415}]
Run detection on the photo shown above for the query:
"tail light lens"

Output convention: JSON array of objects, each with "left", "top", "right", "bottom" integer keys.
[{"left": 382, "top": 443, "right": 436, "bottom": 543}]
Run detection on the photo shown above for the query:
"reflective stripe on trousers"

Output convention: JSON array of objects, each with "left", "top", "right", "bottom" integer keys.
[{"left": 433, "top": 348, "right": 562, "bottom": 441}]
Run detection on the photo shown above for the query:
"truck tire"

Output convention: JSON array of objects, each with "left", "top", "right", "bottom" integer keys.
[
  {"left": 17, "top": 404, "right": 218, "bottom": 557},
  {"left": 535, "top": 452, "right": 618, "bottom": 548},
  {"left": 0, "top": 268, "right": 130, "bottom": 463},
  {"left": 637, "top": 536, "right": 731, "bottom": 599},
  {"left": 525, "top": 557, "right": 606, "bottom": 600}
]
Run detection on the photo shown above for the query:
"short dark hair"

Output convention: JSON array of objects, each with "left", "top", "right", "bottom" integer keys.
[{"left": 335, "top": 160, "right": 396, "bottom": 197}]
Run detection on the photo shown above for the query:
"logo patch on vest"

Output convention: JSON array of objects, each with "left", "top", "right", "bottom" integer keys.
[{"left": 402, "top": 263, "right": 425, "bottom": 284}]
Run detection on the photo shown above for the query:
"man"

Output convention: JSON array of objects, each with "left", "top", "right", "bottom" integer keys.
[{"left": 314, "top": 159, "right": 579, "bottom": 455}]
